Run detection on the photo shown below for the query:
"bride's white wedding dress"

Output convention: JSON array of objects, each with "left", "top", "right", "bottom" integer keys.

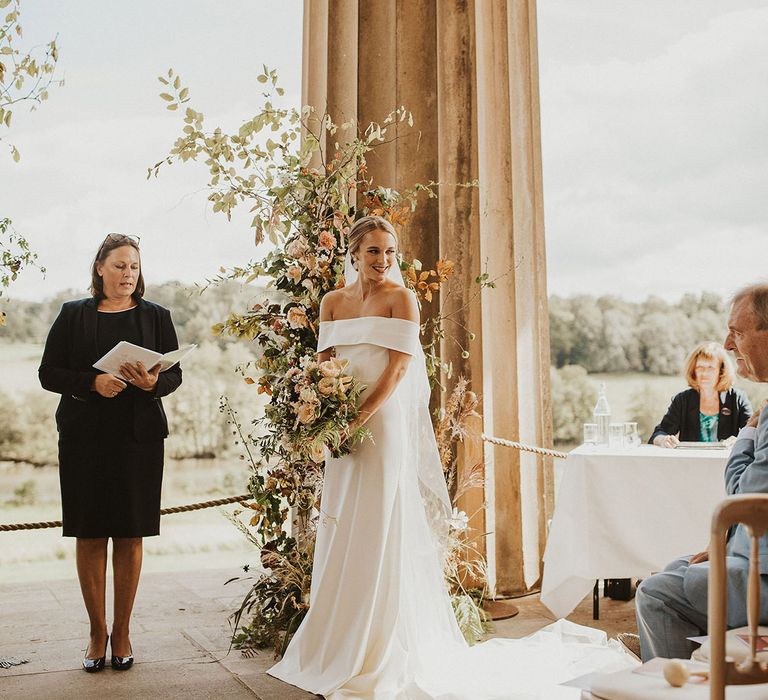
[{"left": 268, "top": 312, "right": 637, "bottom": 699}]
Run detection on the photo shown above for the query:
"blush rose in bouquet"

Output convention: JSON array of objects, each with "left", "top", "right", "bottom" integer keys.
[{"left": 267, "top": 354, "right": 371, "bottom": 463}]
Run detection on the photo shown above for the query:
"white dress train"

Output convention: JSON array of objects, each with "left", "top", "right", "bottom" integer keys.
[{"left": 268, "top": 317, "right": 636, "bottom": 699}]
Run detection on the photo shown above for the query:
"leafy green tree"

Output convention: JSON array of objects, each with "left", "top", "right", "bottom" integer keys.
[
  {"left": 164, "top": 340, "right": 263, "bottom": 459},
  {"left": 550, "top": 364, "right": 596, "bottom": 444},
  {"left": 638, "top": 310, "right": 694, "bottom": 375},
  {"left": 568, "top": 295, "right": 603, "bottom": 370},
  {"left": 548, "top": 295, "right": 575, "bottom": 368},
  {"left": 628, "top": 382, "right": 671, "bottom": 443},
  {"left": 0, "top": 0, "right": 60, "bottom": 310}
]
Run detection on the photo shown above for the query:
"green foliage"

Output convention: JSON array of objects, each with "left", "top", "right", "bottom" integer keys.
[
  {"left": 163, "top": 340, "right": 263, "bottom": 459},
  {"left": 0, "top": 0, "right": 61, "bottom": 160},
  {"left": 0, "top": 387, "right": 23, "bottom": 450},
  {"left": 0, "top": 281, "right": 257, "bottom": 343},
  {"left": 550, "top": 292, "right": 729, "bottom": 375},
  {"left": 0, "top": 389, "right": 57, "bottom": 465},
  {"left": 550, "top": 365, "right": 597, "bottom": 444},
  {"left": 627, "top": 382, "right": 670, "bottom": 442},
  {"left": 451, "top": 591, "right": 492, "bottom": 646},
  {"left": 0, "top": 217, "right": 44, "bottom": 302},
  {"left": 7, "top": 479, "right": 35, "bottom": 505},
  {"left": 0, "top": 0, "right": 61, "bottom": 305},
  {"left": 151, "top": 67, "right": 482, "bottom": 654}
]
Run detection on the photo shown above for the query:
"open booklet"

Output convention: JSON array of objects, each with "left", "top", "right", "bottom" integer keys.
[{"left": 93, "top": 341, "right": 196, "bottom": 376}]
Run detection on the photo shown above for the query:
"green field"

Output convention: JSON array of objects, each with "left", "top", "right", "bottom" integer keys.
[
  {"left": 2, "top": 342, "right": 44, "bottom": 393},
  {"left": 0, "top": 342, "right": 724, "bottom": 421}
]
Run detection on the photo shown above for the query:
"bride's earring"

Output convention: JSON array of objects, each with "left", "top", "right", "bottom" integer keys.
[{"left": 352, "top": 257, "right": 358, "bottom": 270}]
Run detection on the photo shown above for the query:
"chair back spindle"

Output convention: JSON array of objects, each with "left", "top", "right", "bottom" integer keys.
[{"left": 708, "top": 495, "right": 768, "bottom": 700}]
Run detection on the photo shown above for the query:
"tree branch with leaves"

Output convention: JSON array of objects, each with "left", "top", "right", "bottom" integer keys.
[{"left": 0, "top": 0, "right": 60, "bottom": 315}]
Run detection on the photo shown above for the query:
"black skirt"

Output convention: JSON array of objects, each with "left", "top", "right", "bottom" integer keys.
[
  {"left": 59, "top": 307, "right": 164, "bottom": 538},
  {"left": 58, "top": 391, "right": 164, "bottom": 538}
]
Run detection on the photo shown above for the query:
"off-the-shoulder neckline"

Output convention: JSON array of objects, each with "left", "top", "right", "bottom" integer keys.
[{"left": 320, "top": 315, "right": 419, "bottom": 326}]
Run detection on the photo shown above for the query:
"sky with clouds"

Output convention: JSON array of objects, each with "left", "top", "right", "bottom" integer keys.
[{"left": 2, "top": 1, "right": 766, "bottom": 303}]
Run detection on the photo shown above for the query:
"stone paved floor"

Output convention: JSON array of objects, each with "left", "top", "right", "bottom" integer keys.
[{"left": 0, "top": 569, "right": 637, "bottom": 699}]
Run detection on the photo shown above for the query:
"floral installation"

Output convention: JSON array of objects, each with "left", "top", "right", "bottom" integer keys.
[{"left": 154, "top": 67, "right": 489, "bottom": 653}]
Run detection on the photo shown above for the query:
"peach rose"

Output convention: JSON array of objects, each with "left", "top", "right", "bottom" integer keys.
[
  {"left": 317, "top": 377, "right": 337, "bottom": 396},
  {"left": 286, "top": 265, "right": 302, "bottom": 283},
  {"left": 287, "top": 306, "right": 308, "bottom": 329},
  {"left": 286, "top": 237, "right": 308, "bottom": 259},
  {"left": 299, "top": 387, "right": 319, "bottom": 405},
  {"left": 319, "top": 358, "right": 343, "bottom": 378},
  {"left": 318, "top": 230, "right": 336, "bottom": 250},
  {"left": 296, "top": 403, "right": 316, "bottom": 425}
]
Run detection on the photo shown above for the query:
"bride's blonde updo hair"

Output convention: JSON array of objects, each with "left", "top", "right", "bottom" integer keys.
[{"left": 347, "top": 215, "right": 398, "bottom": 265}]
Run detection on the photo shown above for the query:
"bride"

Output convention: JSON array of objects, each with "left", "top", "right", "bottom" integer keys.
[{"left": 268, "top": 216, "right": 635, "bottom": 699}]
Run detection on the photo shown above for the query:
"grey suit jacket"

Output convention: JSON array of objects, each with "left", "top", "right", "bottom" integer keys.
[{"left": 725, "top": 404, "right": 768, "bottom": 574}]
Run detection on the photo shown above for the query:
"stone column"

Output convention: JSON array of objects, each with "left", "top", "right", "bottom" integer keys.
[
  {"left": 473, "top": 0, "right": 553, "bottom": 595},
  {"left": 326, "top": 0, "right": 358, "bottom": 140},
  {"left": 302, "top": 0, "right": 552, "bottom": 597},
  {"left": 301, "top": 0, "right": 328, "bottom": 169},
  {"left": 435, "top": 0, "right": 487, "bottom": 577}
]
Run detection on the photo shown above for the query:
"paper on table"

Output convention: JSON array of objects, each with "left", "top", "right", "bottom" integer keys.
[
  {"left": 675, "top": 441, "right": 728, "bottom": 449},
  {"left": 93, "top": 341, "right": 196, "bottom": 375},
  {"left": 736, "top": 633, "right": 768, "bottom": 651}
]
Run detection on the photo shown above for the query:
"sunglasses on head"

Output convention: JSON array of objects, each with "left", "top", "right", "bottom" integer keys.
[{"left": 97, "top": 233, "right": 141, "bottom": 255}]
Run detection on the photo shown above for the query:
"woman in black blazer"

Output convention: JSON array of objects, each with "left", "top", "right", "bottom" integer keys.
[
  {"left": 649, "top": 341, "right": 752, "bottom": 447},
  {"left": 39, "top": 234, "right": 182, "bottom": 672}
]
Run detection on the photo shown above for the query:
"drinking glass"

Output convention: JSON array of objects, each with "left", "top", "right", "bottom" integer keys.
[
  {"left": 608, "top": 422, "right": 625, "bottom": 448},
  {"left": 583, "top": 423, "right": 599, "bottom": 445},
  {"left": 624, "top": 421, "right": 641, "bottom": 447}
]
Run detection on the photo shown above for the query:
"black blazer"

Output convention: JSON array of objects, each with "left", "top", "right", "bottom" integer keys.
[
  {"left": 648, "top": 387, "right": 752, "bottom": 444},
  {"left": 38, "top": 297, "right": 182, "bottom": 442}
]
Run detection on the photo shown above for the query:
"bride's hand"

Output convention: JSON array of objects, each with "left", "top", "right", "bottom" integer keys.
[{"left": 341, "top": 422, "right": 358, "bottom": 444}]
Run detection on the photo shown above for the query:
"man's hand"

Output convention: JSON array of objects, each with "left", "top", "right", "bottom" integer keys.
[
  {"left": 119, "top": 361, "right": 160, "bottom": 392},
  {"left": 92, "top": 373, "right": 127, "bottom": 398},
  {"left": 689, "top": 550, "right": 709, "bottom": 565}
]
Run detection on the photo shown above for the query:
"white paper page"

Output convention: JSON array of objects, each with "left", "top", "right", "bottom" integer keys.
[
  {"left": 156, "top": 344, "right": 197, "bottom": 371},
  {"left": 93, "top": 341, "right": 163, "bottom": 376}
]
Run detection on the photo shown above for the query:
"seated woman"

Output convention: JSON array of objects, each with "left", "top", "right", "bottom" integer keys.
[{"left": 650, "top": 341, "right": 752, "bottom": 447}]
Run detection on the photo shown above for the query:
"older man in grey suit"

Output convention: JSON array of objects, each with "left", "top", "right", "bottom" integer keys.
[{"left": 635, "top": 283, "right": 768, "bottom": 661}]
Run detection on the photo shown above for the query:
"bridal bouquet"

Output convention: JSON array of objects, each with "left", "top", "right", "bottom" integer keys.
[{"left": 266, "top": 354, "right": 370, "bottom": 463}]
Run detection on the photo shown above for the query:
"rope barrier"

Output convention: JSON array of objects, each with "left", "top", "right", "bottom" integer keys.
[
  {"left": 0, "top": 493, "right": 251, "bottom": 532},
  {"left": 481, "top": 434, "right": 569, "bottom": 460},
  {"left": 2, "top": 436, "right": 568, "bottom": 532}
]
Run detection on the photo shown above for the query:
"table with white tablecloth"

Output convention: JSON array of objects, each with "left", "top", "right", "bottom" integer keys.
[{"left": 541, "top": 444, "right": 730, "bottom": 619}]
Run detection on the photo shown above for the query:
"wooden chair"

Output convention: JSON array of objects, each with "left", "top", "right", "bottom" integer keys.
[
  {"left": 589, "top": 494, "right": 768, "bottom": 700},
  {"left": 707, "top": 494, "right": 768, "bottom": 699}
]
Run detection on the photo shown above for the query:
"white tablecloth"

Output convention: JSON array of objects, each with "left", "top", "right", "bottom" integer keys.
[{"left": 541, "top": 444, "right": 729, "bottom": 619}]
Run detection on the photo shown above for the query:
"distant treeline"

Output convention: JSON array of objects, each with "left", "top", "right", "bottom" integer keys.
[
  {"left": 4, "top": 287, "right": 731, "bottom": 378},
  {"left": 549, "top": 292, "right": 727, "bottom": 375},
  {"left": 0, "top": 281, "right": 265, "bottom": 346}
]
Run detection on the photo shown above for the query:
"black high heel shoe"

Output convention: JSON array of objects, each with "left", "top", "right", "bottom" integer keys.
[
  {"left": 82, "top": 635, "right": 108, "bottom": 673},
  {"left": 110, "top": 637, "right": 134, "bottom": 671}
]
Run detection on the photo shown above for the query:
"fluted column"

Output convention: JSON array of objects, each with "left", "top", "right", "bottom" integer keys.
[
  {"left": 473, "top": 0, "right": 552, "bottom": 594},
  {"left": 302, "top": 0, "right": 552, "bottom": 597},
  {"left": 436, "top": 0, "right": 487, "bottom": 574},
  {"left": 326, "top": 0, "right": 358, "bottom": 141},
  {"left": 301, "top": 0, "right": 328, "bottom": 168}
]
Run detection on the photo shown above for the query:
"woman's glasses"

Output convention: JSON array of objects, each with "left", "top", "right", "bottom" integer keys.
[{"left": 97, "top": 233, "right": 141, "bottom": 256}]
